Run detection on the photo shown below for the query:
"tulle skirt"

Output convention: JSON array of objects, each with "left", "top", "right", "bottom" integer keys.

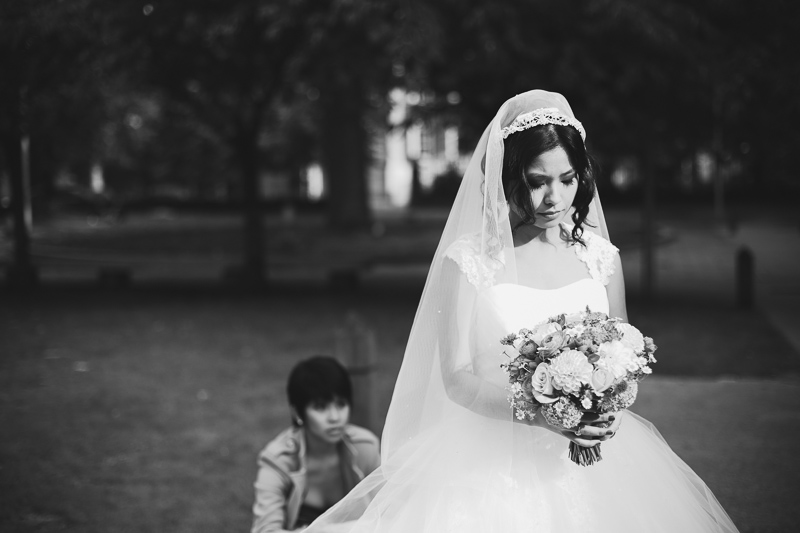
[{"left": 305, "top": 408, "right": 739, "bottom": 533}]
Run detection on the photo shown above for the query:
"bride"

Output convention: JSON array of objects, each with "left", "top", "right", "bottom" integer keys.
[{"left": 304, "top": 90, "right": 739, "bottom": 532}]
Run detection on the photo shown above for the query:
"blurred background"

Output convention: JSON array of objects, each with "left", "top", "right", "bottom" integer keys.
[{"left": 1, "top": 1, "right": 799, "bottom": 532}]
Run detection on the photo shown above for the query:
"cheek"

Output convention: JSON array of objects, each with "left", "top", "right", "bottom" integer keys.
[
  {"left": 304, "top": 409, "right": 325, "bottom": 429},
  {"left": 528, "top": 190, "right": 545, "bottom": 209},
  {"left": 566, "top": 185, "right": 579, "bottom": 205}
]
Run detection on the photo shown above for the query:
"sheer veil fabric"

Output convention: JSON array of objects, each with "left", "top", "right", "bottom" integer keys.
[{"left": 303, "top": 91, "right": 739, "bottom": 532}]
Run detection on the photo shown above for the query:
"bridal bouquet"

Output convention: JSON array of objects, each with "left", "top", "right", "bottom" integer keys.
[{"left": 501, "top": 308, "right": 657, "bottom": 466}]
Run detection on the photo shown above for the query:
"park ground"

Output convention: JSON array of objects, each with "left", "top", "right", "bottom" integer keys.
[{"left": 1, "top": 205, "right": 799, "bottom": 532}]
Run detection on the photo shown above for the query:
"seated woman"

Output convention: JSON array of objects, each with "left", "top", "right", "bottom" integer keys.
[{"left": 251, "top": 356, "right": 381, "bottom": 533}]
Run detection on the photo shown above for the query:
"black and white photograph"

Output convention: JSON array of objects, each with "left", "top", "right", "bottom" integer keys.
[{"left": 1, "top": 1, "right": 799, "bottom": 532}]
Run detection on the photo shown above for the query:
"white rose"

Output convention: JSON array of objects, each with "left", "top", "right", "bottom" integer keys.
[
  {"left": 531, "top": 364, "right": 557, "bottom": 404},
  {"left": 547, "top": 350, "right": 594, "bottom": 395},
  {"left": 531, "top": 322, "right": 562, "bottom": 345},
  {"left": 616, "top": 323, "right": 645, "bottom": 353},
  {"left": 590, "top": 367, "right": 616, "bottom": 393}
]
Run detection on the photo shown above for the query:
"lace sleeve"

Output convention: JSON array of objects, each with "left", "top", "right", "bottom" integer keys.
[
  {"left": 574, "top": 230, "right": 619, "bottom": 286},
  {"left": 443, "top": 233, "right": 502, "bottom": 289}
]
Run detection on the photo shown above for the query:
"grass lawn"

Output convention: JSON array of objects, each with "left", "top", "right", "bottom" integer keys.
[{"left": 1, "top": 287, "right": 798, "bottom": 532}]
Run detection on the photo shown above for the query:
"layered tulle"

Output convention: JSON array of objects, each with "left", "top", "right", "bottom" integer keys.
[{"left": 307, "top": 405, "right": 737, "bottom": 532}]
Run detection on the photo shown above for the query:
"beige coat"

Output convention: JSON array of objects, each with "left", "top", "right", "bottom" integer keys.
[{"left": 251, "top": 424, "right": 380, "bottom": 532}]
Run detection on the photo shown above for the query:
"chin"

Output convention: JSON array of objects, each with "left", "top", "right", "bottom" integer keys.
[{"left": 534, "top": 217, "right": 564, "bottom": 230}]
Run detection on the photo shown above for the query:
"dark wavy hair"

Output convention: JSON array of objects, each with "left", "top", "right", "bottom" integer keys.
[
  {"left": 287, "top": 355, "right": 352, "bottom": 426},
  {"left": 501, "top": 124, "right": 597, "bottom": 245}
]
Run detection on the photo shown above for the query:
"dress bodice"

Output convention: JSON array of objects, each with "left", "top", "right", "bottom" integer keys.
[
  {"left": 444, "top": 226, "right": 620, "bottom": 388},
  {"left": 472, "top": 278, "right": 610, "bottom": 386}
]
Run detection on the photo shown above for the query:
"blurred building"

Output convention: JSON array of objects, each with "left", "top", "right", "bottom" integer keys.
[{"left": 276, "top": 88, "right": 470, "bottom": 211}]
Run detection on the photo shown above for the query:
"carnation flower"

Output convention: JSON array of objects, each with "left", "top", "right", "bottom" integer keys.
[
  {"left": 596, "top": 340, "right": 639, "bottom": 380},
  {"left": 541, "top": 397, "right": 582, "bottom": 429},
  {"left": 547, "top": 350, "right": 594, "bottom": 394},
  {"left": 616, "top": 322, "right": 645, "bottom": 353}
]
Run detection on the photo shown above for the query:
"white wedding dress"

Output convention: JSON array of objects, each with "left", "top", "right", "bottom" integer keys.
[{"left": 307, "top": 234, "right": 739, "bottom": 533}]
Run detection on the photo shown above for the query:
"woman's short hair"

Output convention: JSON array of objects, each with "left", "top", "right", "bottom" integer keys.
[
  {"left": 287, "top": 356, "right": 352, "bottom": 423},
  {"left": 501, "top": 123, "right": 597, "bottom": 244}
]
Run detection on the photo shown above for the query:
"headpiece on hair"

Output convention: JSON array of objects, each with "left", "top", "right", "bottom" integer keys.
[{"left": 500, "top": 107, "right": 586, "bottom": 141}]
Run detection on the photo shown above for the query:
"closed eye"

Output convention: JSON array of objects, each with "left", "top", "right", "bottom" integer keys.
[
  {"left": 526, "top": 176, "right": 576, "bottom": 189},
  {"left": 526, "top": 178, "right": 544, "bottom": 190}
]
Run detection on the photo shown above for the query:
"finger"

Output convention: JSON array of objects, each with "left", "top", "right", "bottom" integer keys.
[
  {"left": 570, "top": 436, "right": 602, "bottom": 447},
  {"left": 582, "top": 412, "right": 616, "bottom": 424},
  {"left": 606, "top": 415, "right": 622, "bottom": 432},
  {"left": 598, "top": 431, "right": 616, "bottom": 442},
  {"left": 598, "top": 417, "right": 623, "bottom": 441},
  {"left": 573, "top": 424, "right": 607, "bottom": 438},
  {"left": 561, "top": 430, "right": 601, "bottom": 446}
]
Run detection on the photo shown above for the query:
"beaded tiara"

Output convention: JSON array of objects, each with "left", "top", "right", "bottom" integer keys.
[{"left": 500, "top": 107, "right": 586, "bottom": 141}]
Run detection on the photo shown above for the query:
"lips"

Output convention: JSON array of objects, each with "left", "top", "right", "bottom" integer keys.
[{"left": 539, "top": 210, "right": 562, "bottom": 217}]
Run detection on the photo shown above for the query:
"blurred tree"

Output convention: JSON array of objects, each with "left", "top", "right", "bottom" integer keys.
[
  {"left": 0, "top": 0, "right": 102, "bottom": 284},
  {"left": 399, "top": 0, "right": 800, "bottom": 197},
  {"left": 134, "top": 0, "right": 421, "bottom": 278},
  {"left": 393, "top": 0, "right": 799, "bottom": 301},
  {"left": 131, "top": 0, "right": 312, "bottom": 282},
  {"left": 297, "top": 0, "right": 432, "bottom": 228}
]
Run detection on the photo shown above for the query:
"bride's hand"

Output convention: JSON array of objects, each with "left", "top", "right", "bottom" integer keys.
[
  {"left": 530, "top": 409, "right": 623, "bottom": 446},
  {"left": 571, "top": 411, "right": 623, "bottom": 445}
]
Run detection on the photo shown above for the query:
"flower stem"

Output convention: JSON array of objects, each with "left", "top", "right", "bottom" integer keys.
[{"left": 569, "top": 442, "right": 603, "bottom": 466}]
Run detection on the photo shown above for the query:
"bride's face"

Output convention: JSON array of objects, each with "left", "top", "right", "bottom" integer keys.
[{"left": 521, "top": 146, "right": 578, "bottom": 229}]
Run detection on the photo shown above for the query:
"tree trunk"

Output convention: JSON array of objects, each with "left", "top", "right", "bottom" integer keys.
[
  {"left": 4, "top": 85, "right": 37, "bottom": 287},
  {"left": 237, "top": 126, "right": 266, "bottom": 284},
  {"left": 320, "top": 82, "right": 371, "bottom": 230}
]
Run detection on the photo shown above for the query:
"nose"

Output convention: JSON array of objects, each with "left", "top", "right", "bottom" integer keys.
[
  {"left": 326, "top": 405, "right": 343, "bottom": 423},
  {"left": 543, "top": 183, "right": 562, "bottom": 206}
]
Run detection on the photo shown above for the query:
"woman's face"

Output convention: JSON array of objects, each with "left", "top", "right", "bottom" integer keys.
[
  {"left": 521, "top": 146, "right": 578, "bottom": 229},
  {"left": 303, "top": 399, "right": 350, "bottom": 444}
]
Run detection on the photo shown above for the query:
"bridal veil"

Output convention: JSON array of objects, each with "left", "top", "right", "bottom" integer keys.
[{"left": 302, "top": 90, "right": 738, "bottom": 533}]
